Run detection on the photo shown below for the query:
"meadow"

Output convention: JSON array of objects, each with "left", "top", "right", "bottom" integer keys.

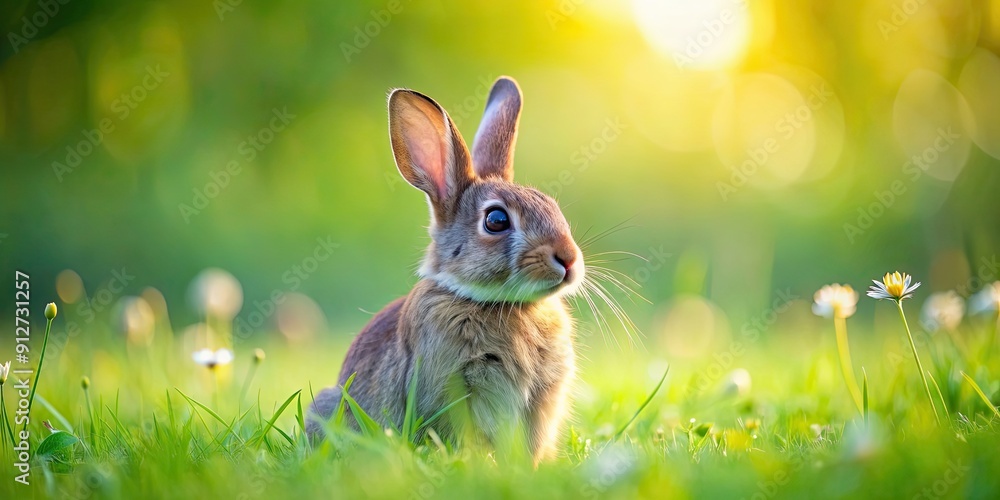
[
  {"left": 3, "top": 0, "right": 1000, "bottom": 498},
  {"left": 1, "top": 270, "right": 1000, "bottom": 499}
]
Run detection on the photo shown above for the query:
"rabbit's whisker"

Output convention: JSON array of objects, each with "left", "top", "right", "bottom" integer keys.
[
  {"left": 588, "top": 267, "right": 649, "bottom": 305},
  {"left": 582, "top": 273, "right": 643, "bottom": 350}
]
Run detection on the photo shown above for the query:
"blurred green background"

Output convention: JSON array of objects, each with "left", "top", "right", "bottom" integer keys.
[{"left": 2, "top": 0, "right": 999, "bottom": 344}]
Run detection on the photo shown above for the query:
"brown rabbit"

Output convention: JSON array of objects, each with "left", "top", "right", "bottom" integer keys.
[{"left": 307, "top": 76, "right": 584, "bottom": 463}]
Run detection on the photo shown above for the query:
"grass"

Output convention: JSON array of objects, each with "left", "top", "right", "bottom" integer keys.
[{"left": 2, "top": 301, "right": 1000, "bottom": 499}]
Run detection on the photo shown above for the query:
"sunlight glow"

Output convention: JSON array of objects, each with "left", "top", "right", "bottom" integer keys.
[{"left": 632, "top": 0, "right": 752, "bottom": 70}]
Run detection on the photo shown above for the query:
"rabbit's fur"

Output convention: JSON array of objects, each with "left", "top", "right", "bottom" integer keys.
[{"left": 307, "top": 77, "right": 583, "bottom": 463}]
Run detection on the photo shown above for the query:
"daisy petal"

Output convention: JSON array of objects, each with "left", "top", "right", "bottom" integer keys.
[
  {"left": 215, "top": 349, "right": 234, "bottom": 365},
  {"left": 192, "top": 348, "right": 214, "bottom": 365}
]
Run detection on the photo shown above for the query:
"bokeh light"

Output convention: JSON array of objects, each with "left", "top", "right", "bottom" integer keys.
[
  {"left": 115, "top": 296, "right": 156, "bottom": 345},
  {"left": 958, "top": 47, "right": 1000, "bottom": 159},
  {"left": 188, "top": 268, "right": 244, "bottom": 321},
  {"left": 56, "top": 269, "right": 84, "bottom": 304},
  {"left": 1, "top": 1, "right": 999, "bottom": 497},
  {"left": 892, "top": 69, "right": 972, "bottom": 182},
  {"left": 632, "top": 0, "right": 752, "bottom": 71}
]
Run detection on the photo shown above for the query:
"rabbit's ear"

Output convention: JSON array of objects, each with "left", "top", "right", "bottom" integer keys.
[
  {"left": 389, "top": 89, "right": 474, "bottom": 219},
  {"left": 471, "top": 77, "right": 522, "bottom": 181}
]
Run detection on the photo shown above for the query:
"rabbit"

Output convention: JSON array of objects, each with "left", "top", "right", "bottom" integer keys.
[{"left": 307, "top": 76, "right": 584, "bottom": 464}]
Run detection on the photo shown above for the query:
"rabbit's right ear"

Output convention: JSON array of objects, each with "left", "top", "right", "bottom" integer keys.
[
  {"left": 471, "top": 77, "right": 522, "bottom": 181},
  {"left": 389, "top": 89, "right": 475, "bottom": 222}
]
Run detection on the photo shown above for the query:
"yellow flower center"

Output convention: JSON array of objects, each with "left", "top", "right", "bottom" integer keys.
[{"left": 883, "top": 271, "right": 907, "bottom": 298}]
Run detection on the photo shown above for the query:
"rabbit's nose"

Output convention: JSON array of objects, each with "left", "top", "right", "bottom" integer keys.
[
  {"left": 551, "top": 243, "right": 578, "bottom": 280},
  {"left": 553, "top": 251, "right": 576, "bottom": 272}
]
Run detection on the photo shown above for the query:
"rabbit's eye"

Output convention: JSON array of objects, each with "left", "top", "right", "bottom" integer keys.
[{"left": 484, "top": 208, "right": 510, "bottom": 233}]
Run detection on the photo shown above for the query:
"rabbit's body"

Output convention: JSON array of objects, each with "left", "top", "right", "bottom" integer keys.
[
  {"left": 311, "top": 280, "right": 574, "bottom": 459},
  {"left": 308, "top": 77, "right": 582, "bottom": 463}
]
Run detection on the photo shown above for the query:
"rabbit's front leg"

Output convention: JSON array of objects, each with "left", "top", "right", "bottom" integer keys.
[
  {"left": 527, "top": 360, "right": 574, "bottom": 464},
  {"left": 462, "top": 357, "right": 531, "bottom": 457}
]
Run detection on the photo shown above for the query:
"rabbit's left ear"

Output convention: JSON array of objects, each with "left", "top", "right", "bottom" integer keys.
[
  {"left": 389, "top": 89, "right": 475, "bottom": 223},
  {"left": 472, "top": 76, "right": 522, "bottom": 181}
]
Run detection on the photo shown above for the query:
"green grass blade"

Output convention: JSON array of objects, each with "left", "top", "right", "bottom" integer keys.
[
  {"left": 175, "top": 389, "right": 229, "bottom": 427},
  {"left": 402, "top": 357, "right": 421, "bottom": 443},
  {"left": 35, "top": 394, "right": 74, "bottom": 434},
  {"left": 166, "top": 390, "right": 176, "bottom": 434},
  {"left": 417, "top": 394, "right": 470, "bottom": 434},
  {"left": 614, "top": 365, "right": 670, "bottom": 440},
  {"left": 272, "top": 425, "right": 295, "bottom": 446},
  {"left": 175, "top": 389, "right": 246, "bottom": 446},
  {"left": 928, "top": 370, "right": 949, "bottom": 420},
  {"left": 152, "top": 412, "right": 160, "bottom": 440},
  {"left": 296, "top": 391, "right": 305, "bottom": 435},
  {"left": 961, "top": 371, "right": 1000, "bottom": 419},
  {"left": 104, "top": 405, "right": 136, "bottom": 449},
  {"left": 341, "top": 389, "right": 382, "bottom": 437},
  {"left": 252, "top": 389, "right": 302, "bottom": 446},
  {"left": 862, "top": 367, "right": 870, "bottom": 428},
  {"left": 335, "top": 373, "right": 357, "bottom": 426}
]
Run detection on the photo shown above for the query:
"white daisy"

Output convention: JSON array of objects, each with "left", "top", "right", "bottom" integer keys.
[
  {"left": 812, "top": 284, "right": 859, "bottom": 319},
  {"left": 721, "top": 368, "right": 752, "bottom": 398},
  {"left": 920, "top": 291, "right": 965, "bottom": 332},
  {"left": 968, "top": 281, "right": 1000, "bottom": 315},
  {"left": 192, "top": 348, "right": 234, "bottom": 369},
  {"left": 868, "top": 271, "right": 920, "bottom": 301}
]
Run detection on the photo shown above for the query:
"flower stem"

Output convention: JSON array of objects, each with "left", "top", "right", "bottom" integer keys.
[
  {"left": 1, "top": 389, "right": 16, "bottom": 449},
  {"left": 986, "top": 311, "right": 1000, "bottom": 361},
  {"left": 239, "top": 363, "right": 259, "bottom": 403},
  {"left": 212, "top": 369, "right": 220, "bottom": 411},
  {"left": 23, "top": 314, "right": 55, "bottom": 433},
  {"left": 896, "top": 300, "right": 940, "bottom": 425},
  {"left": 84, "top": 386, "right": 95, "bottom": 449},
  {"left": 834, "top": 316, "right": 864, "bottom": 415}
]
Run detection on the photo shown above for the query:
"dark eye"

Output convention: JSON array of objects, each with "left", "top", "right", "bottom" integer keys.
[{"left": 484, "top": 208, "right": 510, "bottom": 233}]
